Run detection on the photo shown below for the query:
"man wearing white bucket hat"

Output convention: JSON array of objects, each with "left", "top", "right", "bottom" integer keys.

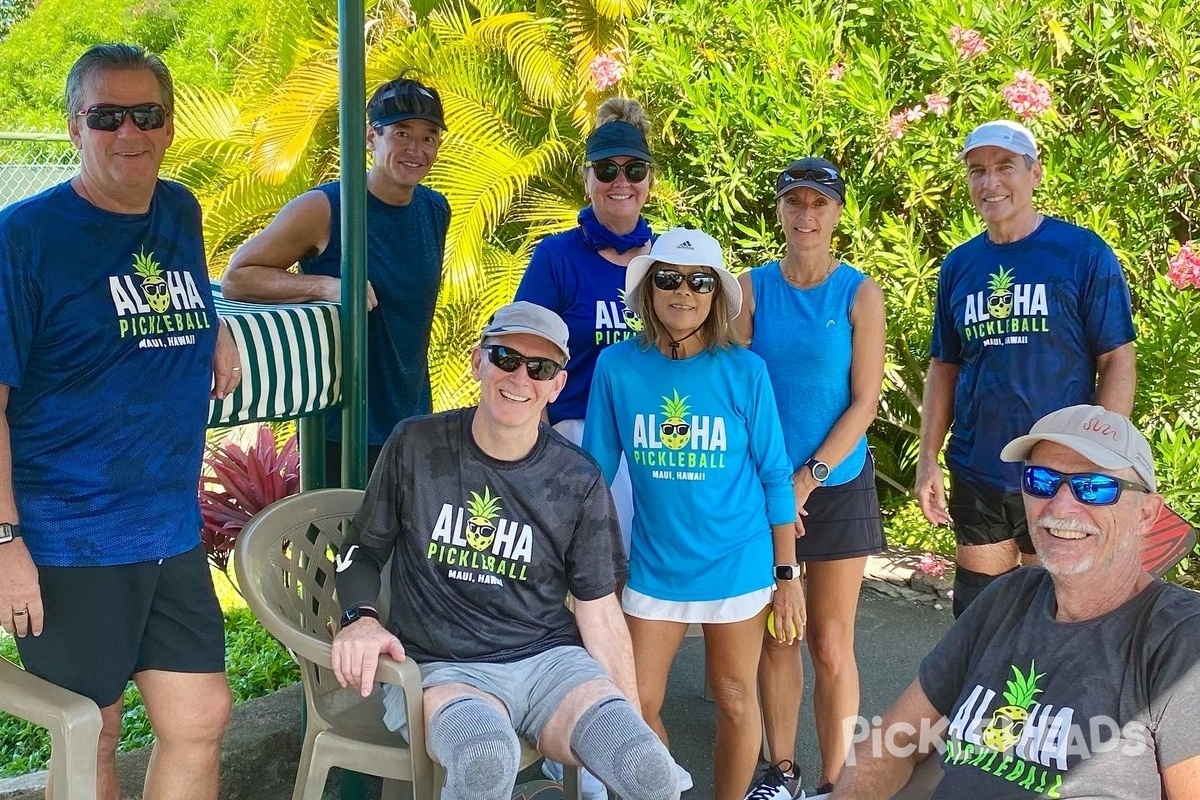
[
  {"left": 584, "top": 228, "right": 804, "bottom": 800},
  {"left": 833, "top": 405, "right": 1200, "bottom": 799},
  {"left": 916, "top": 119, "right": 1137, "bottom": 617}
]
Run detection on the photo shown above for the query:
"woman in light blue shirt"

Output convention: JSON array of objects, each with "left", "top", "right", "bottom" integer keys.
[{"left": 584, "top": 227, "right": 804, "bottom": 800}]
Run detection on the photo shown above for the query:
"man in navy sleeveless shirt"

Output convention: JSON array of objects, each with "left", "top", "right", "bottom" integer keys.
[
  {"left": 0, "top": 44, "right": 241, "bottom": 799},
  {"left": 221, "top": 75, "right": 449, "bottom": 483},
  {"left": 915, "top": 120, "right": 1136, "bottom": 617}
]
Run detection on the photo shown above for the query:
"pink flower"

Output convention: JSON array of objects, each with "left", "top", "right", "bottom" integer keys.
[
  {"left": 925, "top": 93, "right": 950, "bottom": 116},
  {"left": 828, "top": 61, "right": 845, "bottom": 81},
  {"left": 888, "top": 111, "right": 909, "bottom": 139},
  {"left": 589, "top": 51, "right": 625, "bottom": 91},
  {"left": 1168, "top": 242, "right": 1200, "bottom": 290},
  {"left": 904, "top": 104, "right": 926, "bottom": 123},
  {"left": 949, "top": 25, "right": 990, "bottom": 59},
  {"left": 1002, "top": 69, "right": 1053, "bottom": 120},
  {"left": 916, "top": 552, "right": 950, "bottom": 579}
]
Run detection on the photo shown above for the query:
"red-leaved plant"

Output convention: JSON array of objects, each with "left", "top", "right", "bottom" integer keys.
[{"left": 199, "top": 426, "right": 300, "bottom": 582}]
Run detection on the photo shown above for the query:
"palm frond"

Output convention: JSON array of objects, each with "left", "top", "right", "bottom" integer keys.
[{"left": 250, "top": 55, "right": 341, "bottom": 183}]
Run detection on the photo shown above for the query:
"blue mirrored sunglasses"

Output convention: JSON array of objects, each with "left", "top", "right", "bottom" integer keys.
[{"left": 1022, "top": 465, "right": 1150, "bottom": 507}]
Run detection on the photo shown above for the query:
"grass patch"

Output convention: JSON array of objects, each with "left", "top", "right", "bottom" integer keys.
[{"left": 0, "top": 604, "right": 298, "bottom": 778}]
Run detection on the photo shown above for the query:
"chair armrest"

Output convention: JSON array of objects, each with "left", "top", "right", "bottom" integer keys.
[
  {"left": 375, "top": 655, "right": 427, "bottom": 765},
  {"left": 0, "top": 656, "right": 101, "bottom": 734}
]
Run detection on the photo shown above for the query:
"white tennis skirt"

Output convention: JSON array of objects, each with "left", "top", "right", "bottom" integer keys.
[{"left": 622, "top": 585, "right": 773, "bottom": 624}]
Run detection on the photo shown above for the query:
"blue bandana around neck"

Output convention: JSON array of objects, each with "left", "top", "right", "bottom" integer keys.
[{"left": 577, "top": 206, "right": 652, "bottom": 255}]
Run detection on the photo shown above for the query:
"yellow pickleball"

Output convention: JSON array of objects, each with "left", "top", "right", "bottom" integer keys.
[{"left": 766, "top": 610, "right": 799, "bottom": 639}]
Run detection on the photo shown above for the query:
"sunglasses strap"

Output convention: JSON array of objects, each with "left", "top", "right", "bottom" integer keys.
[{"left": 668, "top": 325, "right": 703, "bottom": 360}]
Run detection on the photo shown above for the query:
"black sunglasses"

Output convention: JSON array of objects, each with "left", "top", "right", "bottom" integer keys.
[
  {"left": 781, "top": 166, "right": 840, "bottom": 186},
  {"left": 588, "top": 159, "right": 651, "bottom": 184},
  {"left": 76, "top": 103, "right": 169, "bottom": 132},
  {"left": 1022, "top": 465, "right": 1150, "bottom": 507},
  {"left": 484, "top": 345, "right": 563, "bottom": 381},
  {"left": 652, "top": 268, "right": 717, "bottom": 294}
]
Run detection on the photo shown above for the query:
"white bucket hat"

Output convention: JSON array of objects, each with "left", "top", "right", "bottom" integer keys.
[{"left": 625, "top": 228, "right": 742, "bottom": 319}]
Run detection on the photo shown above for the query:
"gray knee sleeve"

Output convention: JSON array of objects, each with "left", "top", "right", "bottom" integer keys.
[
  {"left": 570, "top": 696, "right": 678, "bottom": 800},
  {"left": 428, "top": 697, "right": 521, "bottom": 800}
]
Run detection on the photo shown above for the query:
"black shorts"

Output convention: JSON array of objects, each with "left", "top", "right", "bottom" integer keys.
[
  {"left": 324, "top": 440, "right": 385, "bottom": 488},
  {"left": 948, "top": 472, "right": 1035, "bottom": 554},
  {"left": 15, "top": 544, "right": 225, "bottom": 707},
  {"left": 794, "top": 455, "right": 886, "bottom": 562}
]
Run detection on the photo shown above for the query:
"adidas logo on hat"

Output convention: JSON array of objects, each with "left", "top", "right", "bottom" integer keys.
[{"left": 677, "top": 240, "right": 694, "bottom": 250}]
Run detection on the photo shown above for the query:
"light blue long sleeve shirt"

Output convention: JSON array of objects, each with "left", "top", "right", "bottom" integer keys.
[{"left": 583, "top": 340, "right": 794, "bottom": 602}]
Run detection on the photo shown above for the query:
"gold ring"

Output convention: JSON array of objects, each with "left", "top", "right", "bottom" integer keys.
[{"left": 13, "top": 609, "right": 27, "bottom": 616}]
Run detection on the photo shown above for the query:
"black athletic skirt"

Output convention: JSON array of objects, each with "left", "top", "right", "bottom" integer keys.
[{"left": 794, "top": 454, "right": 885, "bottom": 562}]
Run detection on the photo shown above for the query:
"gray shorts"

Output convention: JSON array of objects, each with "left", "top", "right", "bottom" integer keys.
[{"left": 381, "top": 645, "right": 609, "bottom": 743}]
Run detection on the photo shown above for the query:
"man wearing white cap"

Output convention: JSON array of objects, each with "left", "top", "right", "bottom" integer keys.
[
  {"left": 330, "top": 301, "right": 678, "bottom": 800},
  {"left": 833, "top": 405, "right": 1200, "bottom": 799},
  {"left": 916, "top": 120, "right": 1137, "bottom": 616}
]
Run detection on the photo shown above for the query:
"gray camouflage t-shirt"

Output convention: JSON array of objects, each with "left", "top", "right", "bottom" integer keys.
[
  {"left": 920, "top": 568, "right": 1200, "bottom": 798},
  {"left": 335, "top": 407, "right": 626, "bottom": 663}
]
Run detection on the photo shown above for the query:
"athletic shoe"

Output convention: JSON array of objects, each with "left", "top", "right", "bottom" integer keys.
[
  {"left": 541, "top": 758, "right": 608, "bottom": 800},
  {"left": 676, "top": 762, "right": 694, "bottom": 792},
  {"left": 743, "top": 760, "right": 802, "bottom": 800}
]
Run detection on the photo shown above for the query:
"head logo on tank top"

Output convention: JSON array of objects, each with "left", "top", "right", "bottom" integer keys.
[
  {"left": 630, "top": 389, "right": 727, "bottom": 480},
  {"left": 428, "top": 486, "right": 533, "bottom": 585},
  {"left": 942, "top": 659, "right": 1151, "bottom": 795},
  {"left": 108, "top": 247, "right": 213, "bottom": 348},
  {"left": 960, "top": 265, "right": 1050, "bottom": 348},
  {"left": 594, "top": 288, "right": 641, "bottom": 345}
]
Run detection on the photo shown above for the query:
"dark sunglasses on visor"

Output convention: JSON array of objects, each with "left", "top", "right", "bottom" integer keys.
[
  {"left": 1021, "top": 465, "right": 1150, "bottom": 507},
  {"left": 76, "top": 103, "right": 169, "bottom": 132},
  {"left": 782, "top": 165, "right": 840, "bottom": 185},
  {"left": 588, "top": 159, "right": 650, "bottom": 184},
  {"left": 653, "top": 268, "right": 717, "bottom": 294},
  {"left": 484, "top": 345, "right": 563, "bottom": 381}
]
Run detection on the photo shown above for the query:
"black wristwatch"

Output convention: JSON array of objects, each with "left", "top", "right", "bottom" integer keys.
[
  {"left": 338, "top": 605, "right": 380, "bottom": 629},
  {"left": 774, "top": 564, "right": 801, "bottom": 581},
  {"left": 0, "top": 523, "right": 20, "bottom": 545},
  {"left": 805, "top": 458, "right": 830, "bottom": 483}
]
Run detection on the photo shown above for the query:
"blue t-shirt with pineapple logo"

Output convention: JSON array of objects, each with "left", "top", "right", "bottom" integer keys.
[
  {"left": 583, "top": 340, "right": 794, "bottom": 602},
  {"left": 0, "top": 180, "right": 218, "bottom": 567},
  {"left": 930, "top": 217, "right": 1135, "bottom": 492},
  {"left": 515, "top": 228, "right": 648, "bottom": 424}
]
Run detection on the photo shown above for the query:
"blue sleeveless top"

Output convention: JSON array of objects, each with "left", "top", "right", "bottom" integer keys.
[{"left": 749, "top": 260, "right": 868, "bottom": 486}]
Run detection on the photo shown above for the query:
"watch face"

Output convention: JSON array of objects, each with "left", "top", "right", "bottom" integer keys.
[
  {"left": 775, "top": 565, "right": 798, "bottom": 581},
  {"left": 0, "top": 524, "right": 14, "bottom": 544},
  {"left": 811, "top": 461, "right": 830, "bottom": 482}
]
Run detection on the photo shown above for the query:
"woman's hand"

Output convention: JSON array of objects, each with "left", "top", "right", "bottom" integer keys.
[
  {"left": 771, "top": 578, "right": 806, "bottom": 645},
  {"left": 792, "top": 470, "right": 818, "bottom": 537}
]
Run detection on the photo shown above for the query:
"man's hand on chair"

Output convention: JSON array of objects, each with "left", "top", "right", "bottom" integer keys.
[
  {"left": 0, "top": 539, "right": 43, "bottom": 638},
  {"left": 332, "top": 617, "right": 407, "bottom": 697}
]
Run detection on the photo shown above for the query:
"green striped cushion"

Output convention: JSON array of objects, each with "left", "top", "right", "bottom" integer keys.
[{"left": 208, "top": 283, "right": 342, "bottom": 426}]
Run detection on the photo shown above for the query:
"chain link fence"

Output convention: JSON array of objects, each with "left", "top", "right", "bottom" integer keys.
[{"left": 0, "top": 131, "right": 77, "bottom": 207}]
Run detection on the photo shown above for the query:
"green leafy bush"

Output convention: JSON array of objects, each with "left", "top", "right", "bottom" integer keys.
[
  {"left": 0, "top": 608, "right": 298, "bottom": 778},
  {"left": 627, "top": 0, "right": 1200, "bottom": 567}
]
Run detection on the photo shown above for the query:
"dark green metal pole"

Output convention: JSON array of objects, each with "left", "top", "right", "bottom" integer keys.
[
  {"left": 339, "top": 0, "right": 368, "bottom": 492},
  {"left": 338, "top": 0, "right": 369, "bottom": 796},
  {"left": 298, "top": 415, "right": 326, "bottom": 491}
]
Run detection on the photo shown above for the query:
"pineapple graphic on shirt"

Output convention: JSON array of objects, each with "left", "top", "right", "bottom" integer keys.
[
  {"left": 659, "top": 390, "right": 691, "bottom": 451},
  {"left": 981, "top": 661, "right": 1044, "bottom": 752},
  {"left": 464, "top": 486, "right": 502, "bottom": 552},
  {"left": 986, "top": 265, "right": 1015, "bottom": 320},
  {"left": 133, "top": 248, "right": 171, "bottom": 314},
  {"left": 617, "top": 288, "right": 643, "bottom": 332}
]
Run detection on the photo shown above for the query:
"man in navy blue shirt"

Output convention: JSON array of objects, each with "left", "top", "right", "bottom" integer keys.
[
  {"left": 221, "top": 75, "right": 449, "bottom": 483},
  {"left": 0, "top": 43, "right": 240, "bottom": 799},
  {"left": 915, "top": 120, "right": 1136, "bottom": 617}
]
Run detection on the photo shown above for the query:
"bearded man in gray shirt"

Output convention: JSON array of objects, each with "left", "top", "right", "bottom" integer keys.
[
  {"left": 832, "top": 405, "right": 1200, "bottom": 800},
  {"left": 331, "top": 301, "right": 678, "bottom": 800}
]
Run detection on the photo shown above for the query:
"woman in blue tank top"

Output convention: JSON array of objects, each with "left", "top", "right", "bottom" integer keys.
[{"left": 732, "top": 158, "right": 886, "bottom": 798}]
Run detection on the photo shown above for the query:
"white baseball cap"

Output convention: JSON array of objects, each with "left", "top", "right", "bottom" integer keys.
[
  {"left": 1000, "top": 405, "right": 1156, "bottom": 492},
  {"left": 625, "top": 228, "right": 742, "bottom": 319},
  {"left": 480, "top": 301, "right": 570, "bottom": 362},
  {"left": 960, "top": 120, "right": 1039, "bottom": 161}
]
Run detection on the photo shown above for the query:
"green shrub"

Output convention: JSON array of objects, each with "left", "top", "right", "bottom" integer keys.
[
  {"left": 627, "top": 0, "right": 1200, "bottom": 575},
  {"left": 0, "top": 607, "right": 298, "bottom": 778}
]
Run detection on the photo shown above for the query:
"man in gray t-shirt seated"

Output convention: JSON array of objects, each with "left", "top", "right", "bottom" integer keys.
[
  {"left": 331, "top": 301, "right": 678, "bottom": 800},
  {"left": 832, "top": 405, "right": 1200, "bottom": 800}
]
